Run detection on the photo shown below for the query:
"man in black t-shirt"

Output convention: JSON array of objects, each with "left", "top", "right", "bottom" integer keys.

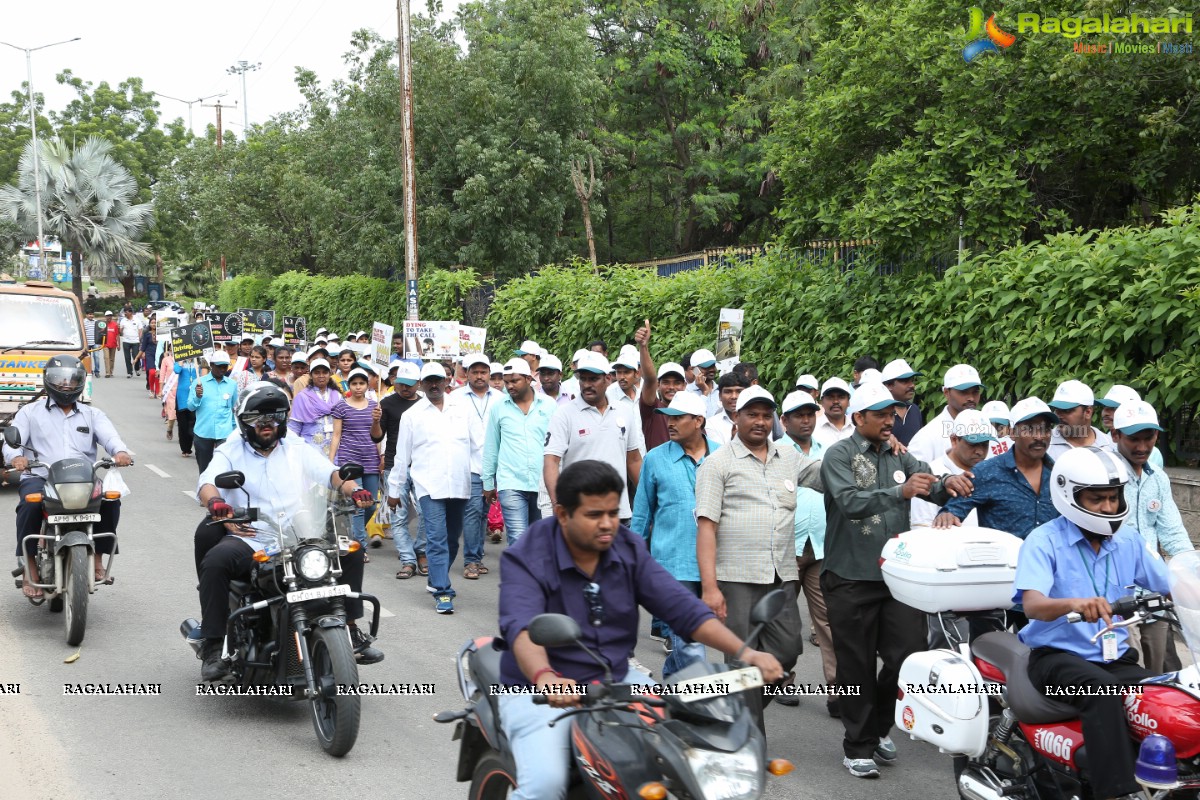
[{"left": 371, "top": 362, "right": 427, "bottom": 578}]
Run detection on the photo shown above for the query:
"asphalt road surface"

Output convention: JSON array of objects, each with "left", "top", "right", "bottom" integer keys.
[{"left": 0, "top": 373, "right": 960, "bottom": 800}]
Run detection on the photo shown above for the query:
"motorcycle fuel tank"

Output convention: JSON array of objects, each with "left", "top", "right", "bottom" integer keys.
[
  {"left": 1126, "top": 684, "right": 1200, "bottom": 759},
  {"left": 571, "top": 711, "right": 659, "bottom": 800}
]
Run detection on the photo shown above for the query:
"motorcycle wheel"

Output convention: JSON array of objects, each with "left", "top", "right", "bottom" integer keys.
[
  {"left": 469, "top": 750, "right": 517, "bottom": 800},
  {"left": 308, "top": 626, "right": 360, "bottom": 756},
  {"left": 64, "top": 546, "right": 89, "bottom": 646}
]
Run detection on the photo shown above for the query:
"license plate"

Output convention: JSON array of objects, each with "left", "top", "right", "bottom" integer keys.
[
  {"left": 47, "top": 513, "right": 101, "bottom": 524},
  {"left": 675, "top": 667, "right": 765, "bottom": 703},
  {"left": 286, "top": 584, "right": 351, "bottom": 603}
]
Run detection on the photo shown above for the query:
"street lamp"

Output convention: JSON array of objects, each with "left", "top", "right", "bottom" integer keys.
[
  {"left": 155, "top": 91, "right": 226, "bottom": 135},
  {"left": 226, "top": 60, "right": 260, "bottom": 136},
  {"left": 0, "top": 36, "right": 81, "bottom": 277}
]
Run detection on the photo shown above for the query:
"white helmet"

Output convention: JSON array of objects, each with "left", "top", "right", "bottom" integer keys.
[{"left": 1050, "top": 447, "right": 1130, "bottom": 536}]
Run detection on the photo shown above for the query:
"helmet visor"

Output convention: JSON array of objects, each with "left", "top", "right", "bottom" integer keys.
[
  {"left": 240, "top": 411, "right": 288, "bottom": 429},
  {"left": 45, "top": 366, "right": 85, "bottom": 394}
]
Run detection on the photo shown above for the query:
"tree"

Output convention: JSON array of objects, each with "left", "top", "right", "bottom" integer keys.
[{"left": 0, "top": 136, "right": 153, "bottom": 300}]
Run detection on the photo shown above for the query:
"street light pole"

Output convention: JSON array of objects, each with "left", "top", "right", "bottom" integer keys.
[
  {"left": 226, "top": 60, "right": 260, "bottom": 136},
  {"left": 397, "top": 0, "right": 419, "bottom": 320},
  {"left": 156, "top": 91, "right": 226, "bottom": 135},
  {"left": 0, "top": 37, "right": 81, "bottom": 278}
]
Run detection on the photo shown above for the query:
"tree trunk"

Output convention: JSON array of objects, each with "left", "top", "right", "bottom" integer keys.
[
  {"left": 570, "top": 155, "right": 599, "bottom": 271},
  {"left": 155, "top": 252, "right": 164, "bottom": 284},
  {"left": 121, "top": 267, "right": 135, "bottom": 300},
  {"left": 70, "top": 250, "right": 83, "bottom": 303}
]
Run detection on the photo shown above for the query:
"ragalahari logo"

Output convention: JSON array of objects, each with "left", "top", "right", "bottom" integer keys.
[{"left": 964, "top": 7, "right": 1016, "bottom": 62}]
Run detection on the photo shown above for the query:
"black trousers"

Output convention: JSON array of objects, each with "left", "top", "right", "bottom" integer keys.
[
  {"left": 16, "top": 478, "right": 119, "bottom": 557},
  {"left": 195, "top": 519, "right": 367, "bottom": 640},
  {"left": 719, "top": 576, "right": 803, "bottom": 734},
  {"left": 1028, "top": 647, "right": 1151, "bottom": 798},
  {"left": 194, "top": 436, "right": 220, "bottom": 474},
  {"left": 122, "top": 341, "right": 139, "bottom": 375},
  {"left": 176, "top": 408, "right": 196, "bottom": 455},
  {"left": 822, "top": 571, "right": 925, "bottom": 759}
]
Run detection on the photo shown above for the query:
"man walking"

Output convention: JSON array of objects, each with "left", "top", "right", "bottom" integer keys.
[
  {"left": 101, "top": 310, "right": 119, "bottom": 378},
  {"left": 880, "top": 358, "right": 923, "bottom": 445},
  {"left": 451, "top": 353, "right": 506, "bottom": 580},
  {"left": 907, "top": 364, "right": 984, "bottom": 464},
  {"left": 1048, "top": 379, "right": 1112, "bottom": 458},
  {"left": 812, "top": 377, "right": 854, "bottom": 448},
  {"left": 372, "top": 362, "right": 426, "bottom": 579},
  {"left": 84, "top": 310, "right": 99, "bottom": 377},
  {"left": 910, "top": 409, "right": 994, "bottom": 527},
  {"left": 119, "top": 308, "right": 141, "bottom": 378},
  {"left": 187, "top": 351, "right": 238, "bottom": 473}
]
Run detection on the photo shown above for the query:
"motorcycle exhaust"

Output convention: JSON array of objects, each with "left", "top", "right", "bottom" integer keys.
[
  {"left": 958, "top": 771, "right": 1009, "bottom": 800},
  {"left": 180, "top": 619, "right": 203, "bottom": 655}
]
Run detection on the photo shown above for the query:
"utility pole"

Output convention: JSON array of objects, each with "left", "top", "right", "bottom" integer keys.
[
  {"left": 157, "top": 91, "right": 225, "bottom": 136},
  {"left": 397, "top": 0, "right": 419, "bottom": 320},
  {"left": 202, "top": 100, "right": 237, "bottom": 150},
  {"left": 226, "top": 60, "right": 260, "bottom": 136}
]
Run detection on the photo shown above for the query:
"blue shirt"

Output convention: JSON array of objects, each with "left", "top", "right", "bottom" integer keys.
[
  {"left": 498, "top": 517, "right": 715, "bottom": 687},
  {"left": 1, "top": 397, "right": 128, "bottom": 482},
  {"left": 480, "top": 392, "right": 557, "bottom": 492},
  {"left": 173, "top": 361, "right": 198, "bottom": 411},
  {"left": 1013, "top": 516, "right": 1171, "bottom": 661},
  {"left": 1114, "top": 453, "right": 1194, "bottom": 557},
  {"left": 629, "top": 438, "right": 719, "bottom": 581},
  {"left": 785, "top": 437, "right": 827, "bottom": 558},
  {"left": 186, "top": 373, "right": 238, "bottom": 440},
  {"left": 939, "top": 448, "right": 1057, "bottom": 539}
]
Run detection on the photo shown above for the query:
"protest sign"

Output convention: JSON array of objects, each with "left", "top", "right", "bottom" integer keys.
[
  {"left": 715, "top": 308, "right": 744, "bottom": 374},
  {"left": 403, "top": 320, "right": 459, "bottom": 359},
  {"left": 282, "top": 316, "right": 307, "bottom": 348},
  {"left": 208, "top": 311, "right": 243, "bottom": 344},
  {"left": 370, "top": 322, "right": 394, "bottom": 369},
  {"left": 171, "top": 322, "right": 214, "bottom": 362},
  {"left": 238, "top": 309, "right": 276, "bottom": 338},
  {"left": 458, "top": 326, "right": 487, "bottom": 356}
]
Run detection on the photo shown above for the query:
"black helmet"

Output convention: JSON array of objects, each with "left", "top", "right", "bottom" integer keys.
[
  {"left": 44, "top": 355, "right": 86, "bottom": 407},
  {"left": 236, "top": 381, "right": 291, "bottom": 452}
]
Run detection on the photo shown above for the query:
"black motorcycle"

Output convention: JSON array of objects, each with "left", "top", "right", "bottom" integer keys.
[
  {"left": 4, "top": 426, "right": 126, "bottom": 645},
  {"left": 436, "top": 590, "right": 796, "bottom": 799},
  {"left": 181, "top": 464, "right": 380, "bottom": 756}
]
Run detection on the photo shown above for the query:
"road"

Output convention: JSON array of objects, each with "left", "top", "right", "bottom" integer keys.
[{"left": 0, "top": 373, "right": 960, "bottom": 799}]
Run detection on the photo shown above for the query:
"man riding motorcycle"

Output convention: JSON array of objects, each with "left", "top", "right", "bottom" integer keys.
[
  {"left": 194, "top": 381, "right": 382, "bottom": 681},
  {"left": 1012, "top": 446, "right": 1172, "bottom": 800},
  {"left": 3, "top": 356, "right": 133, "bottom": 599}
]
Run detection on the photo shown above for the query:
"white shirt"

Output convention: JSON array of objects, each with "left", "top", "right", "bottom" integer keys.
[
  {"left": 449, "top": 385, "right": 505, "bottom": 474},
  {"left": 561, "top": 376, "right": 579, "bottom": 400},
  {"left": 811, "top": 415, "right": 853, "bottom": 449},
  {"left": 118, "top": 317, "right": 141, "bottom": 344},
  {"left": 910, "top": 455, "right": 979, "bottom": 527},
  {"left": 2, "top": 398, "right": 127, "bottom": 482},
  {"left": 606, "top": 384, "right": 645, "bottom": 455},
  {"left": 705, "top": 410, "right": 737, "bottom": 447},
  {"left": 906, "top": 408, "right": 953, "bottom": 465},
  {"left": 387, "top": 397, "right": 476, "bottom": 501},
  {"left": 1048, "top": 426, "right": 1112, "bottom": 461},
  {"left": 198, "top": 435, "right": 336, "bottom": 551},
  {"left": 545, "top": 397, "right": 643, "bottom": 518}
]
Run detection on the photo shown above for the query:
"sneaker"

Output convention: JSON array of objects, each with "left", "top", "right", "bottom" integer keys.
[
  {"left": 435, "top": 594, "right": 454, "bottom": 614},
  {"left": 662, "top": 637, "right": 673, "bottom": 654},
  {"left": 843, "top": 757, "right": 880, "bottom": 779},
  {"left": 627, "top": 656, "right": 654, "bottom": 680},
  {"left": 426, "top": 581, "right": 438, "bottom": 594},
  {"left": 200, "top": 639, "right": 230, "bottom": 681},
  {"left": 349, "top": 625, "right": 384, "bottom": 664},
  {"left": 873, "top": 737, "right": 897, "bottom": 764}
]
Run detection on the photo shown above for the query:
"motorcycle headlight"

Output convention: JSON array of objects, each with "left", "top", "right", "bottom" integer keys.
[
  {"left": 685, "top": 742, "right": 762, "bottom": 800},
  {"left": 53, "top": 482, "right": 94, "bottom": 511},
  {"left": 296, "top": 547, "right": 331, "bottom": 583}
]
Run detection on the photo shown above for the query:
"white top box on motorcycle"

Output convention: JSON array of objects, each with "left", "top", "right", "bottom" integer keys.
[{"left": 880, "top": 527, "right": 1023, "bottom": 614}]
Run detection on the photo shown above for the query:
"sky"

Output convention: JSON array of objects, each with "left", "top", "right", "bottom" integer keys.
[{"left": 0, "top": 0, "right": 463, "bottom": 136}]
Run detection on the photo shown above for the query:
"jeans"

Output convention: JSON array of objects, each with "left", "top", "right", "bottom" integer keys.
[
  {"left": 122, "top": 341, "right": 139, "bottom": 375},
  {"left": 349, "top": 473, "right": 379, "bottom": 549},
  {"left": 419, "top": 495, "right": 466, "bottom": 598},
  {"left": 662, "top": 580, "right": 708, "bottom": 679},
  {"left": 384, "top": 468, "right": 425, "bottom": 564},
  {"left": 462, "top": 473, "right": 486, "bottom": 565},
  {"left": 194, "top": 436, "right": 220, "bottom": 474},
  {"left": 499, "top": 668, "right": 656, "bottom": 800},
  {"left": 498, "top": 489, "right": 541, "bottom": 545}
]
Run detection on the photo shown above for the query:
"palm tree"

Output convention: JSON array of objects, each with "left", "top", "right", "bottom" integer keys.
[{"left": 0, "top": 135, "right": 153, "bottom": 301}]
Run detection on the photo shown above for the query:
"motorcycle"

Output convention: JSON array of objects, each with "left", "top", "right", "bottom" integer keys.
[
  {"left": 180, "top": 463, "right": 381, "bottom": 757},
  {"left": 3, "top": 426, "right": 127, "bottom": 646},
  {"left": 435, "top": 589, "right": 796, "bottom": 799},
  {"left": 892, "top": 549, "right": 1200, "bottom": 800}
]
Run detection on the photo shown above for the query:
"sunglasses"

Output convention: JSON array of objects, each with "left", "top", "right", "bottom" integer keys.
[
  {"left": 242, "top": 411, "right": 288, "bottom": 428},
  {"left": 583, "top": 582, "right": 604, "bottom": 627}
]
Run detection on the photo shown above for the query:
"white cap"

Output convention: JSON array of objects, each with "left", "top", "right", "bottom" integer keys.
[
  {"left": 781, "top": 390, "right": 821, "bottom": 415},
  {"left": 538, "top": 354, "right": 563, "bottom": 372},
  {"left": 858, "top": 368, "right": 883, "bottom": 384},
  {"left": 981, "top": 400, "right": 1011, "bottom": 426},
  {"left": 462, "top": 353, "right": 491, "bottom": 370},
  {"left": 291, "top": 351, "right": 308, "bottom": 365},
  {"left": 502, "top": 357, "right": 532, "bottom": 377},
  {"left": 515, "top": 340, "right": 542, "bottom": 357},
  {"left": 848, "top": 382, "right": 903, "bottom": 415},
  {"left": 1113, "top": 401, "right": 1163, "bottom": 434},
  {"left": 346, "top": 367, "right": 372, "bottom": 384},
  {"left": 820, "top": 377, "right": 852, "bottom": 397},
  {"left": 795, "top": 373, "right": 819, "bottom": 391},
  {"left": 575, "top": 351, "right": 611, "bottom": 375},
  {"left": 420, "top": 363, "right": 448, "bottom": 381},
  {"left": 612, "top": 346, "right": 640, "bottom": 370},
  {"left": 489, "top": 361, "right": 504, "bottom": 375},
  {"left": 307, "top": 358, "right": 331, "bottom": 372},
  {"left": 571, "top": 349, "right": 589, "bottom": 365},
  {"left": 1097, "top": 384, "right": 1140, "bottom": 409},
  {"left": 880, "top": 359, "right": 921, "bottom": 382},
  {"left": 1048, "top": 379, "right": 1094, "bottom": 410},
  {"left": 209, "top": 351, "right": 231, "bottom": 365},
  {"left": 943, "top": 364, "right": 984, "bottom": 390},
  {"left": 735, "top": 385, "right": 776, "bottom": 412},
  {"left": 950, "top": 409, "right": 999, "bottom": 443},
  {"left": 655, "top": 392, "right": 707, "bottom": 417},
  {"left": 691, "top": 348, "right": 717, "bottom": 368},
  {"left": 390, "top": 362, "right": 419, "bottom": 385},
  {"left": 1009, "top": 397, "right": 1058, "bottom": 427},
  {"left": 656, "top": 362, "right": 687, "bottom": 381}
]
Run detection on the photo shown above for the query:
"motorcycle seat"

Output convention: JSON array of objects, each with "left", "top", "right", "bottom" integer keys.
[
  {"left": 230, "top": 579, "right": 254, "bottom": 596},
  {"left": 470, "top": 639, "right": 504, "bottom": 694},
  {"left": 972, "top": 632, "right": 1077, "bottom": 724}
]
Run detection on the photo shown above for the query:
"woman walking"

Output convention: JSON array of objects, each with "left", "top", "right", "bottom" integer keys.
[
  {"left": 329, "top": 368, "right": 381, "bottom": 559},
  {"left": 160, "top": 343, "right": 178, "bottom": 440},
  {"left": 287, "top": 359, "right": 340, "bottom": 459},
  {"left": 235, "top": 345, "right": 270, "bottom": 394}
]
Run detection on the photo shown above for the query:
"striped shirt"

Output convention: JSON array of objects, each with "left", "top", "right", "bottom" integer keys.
[{"left": 332, "top": 399, "right": 380, "bottom": 474}]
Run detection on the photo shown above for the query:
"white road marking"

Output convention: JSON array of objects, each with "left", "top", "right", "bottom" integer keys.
[
  {"left": 145, "top": 464, "right": 171, "bottom": 479},
  {"left": 379, "top": 607, "right": 395, "bottom": 618}
]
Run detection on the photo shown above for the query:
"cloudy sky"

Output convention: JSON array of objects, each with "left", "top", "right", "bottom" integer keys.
[{"left": 1, "top": 0, "right": 463, "bottom": 136}]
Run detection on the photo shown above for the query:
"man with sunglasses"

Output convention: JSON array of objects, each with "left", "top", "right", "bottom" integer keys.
[{"left": 497, "top": 459, "right": 785, "bottom": 800}]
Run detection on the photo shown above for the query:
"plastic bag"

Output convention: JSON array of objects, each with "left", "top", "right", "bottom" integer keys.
[
  {"left": 102, "top": 468, "right": 131, "bottom": 499},
  {"left": 367, "top": 503, "right": 390, "bottom": 538},
  {"left": 487, "top": 500, "right": 505, "bottom": 532}
]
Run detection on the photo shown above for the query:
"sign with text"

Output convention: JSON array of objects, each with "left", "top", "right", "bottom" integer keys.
[
  {"left": 282, "top": 316, "right": 307, "bottom": 348},
  {"left": 208, "top": 311, "right": 243, "bottom": 344},
  {"left": 238, "top": 309, "right": 276, "bottom": 338},
  {"left": 403, "top": 320, "right": 459, "bottom": 359},
  {"left": 171, "top": 322, "right": 214, "bottom": 362},
  {"left": 715, "top": 307, "right": 744, "bottom": 375},
  {"left": 458, "top": 326, "right": 487, "bottom": 356},
  {"left": 371, "top": 322, "right": 394, "bottom": 369}
]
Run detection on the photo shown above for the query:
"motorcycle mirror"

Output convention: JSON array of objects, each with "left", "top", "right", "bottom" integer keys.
[
  {"left": 338, "top": 463, "right": 364, "bottom": 481},
  {"left": 528, "top": 614, "right": 582, "bottom": 648},
  {"left": 3, "top": 427, "right": 22, "bottom": 448},
  {"left": 750, "top": 588, "right": 788, "bottom": 626},
  {"left": 213, "top": 471, "right": 246, "bottom": 490}
]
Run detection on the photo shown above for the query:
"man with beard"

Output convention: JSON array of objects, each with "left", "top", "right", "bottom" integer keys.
[
  {"left": 632, "top": 319, "right": 688, "bottom": 450},
  {"left": 536, "top": 354, "right": 570, "bottom": 405},
  {"left": 907, "top": 364, "right": 984, "bottom": 464},
  {"left": 880, "top": 358, "right": 924, "bottom": 445},
  {"left": 686, "top": 347, "right": 721, "bottom": 417},
  {"left": 1047, "top": 380, "right": 1112, "bottom": 459},
  {"left": 812, "top": 377, "right": 853, "bottom": 448},
  {"left": 373, "top": 362, "right": 426, "bottom": 578}
]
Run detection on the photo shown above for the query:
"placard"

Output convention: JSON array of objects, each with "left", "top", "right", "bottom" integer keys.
[
  {"left": 208, "top": 311, "right": 243, "bottom": 344},
  {"left": 715, "top": 308, "right": 744, "bottom": 374},
  {"left": 171, "top": 322, "right": 214, "bottom": 362},
  {"left": 458, "top": 326, "right": 487, "bottom": 356},
  {"left": 403, "top": 320, "right": 459, "bottom": 359},
  {"left": 238, "top": 308, "right": 276, "bottom": 337},
  {"left": 371, "top": 322, "right": 394, "bottom": 369},
  {"left": 282, "top": 316, "right": 307, "bottom": 348}
]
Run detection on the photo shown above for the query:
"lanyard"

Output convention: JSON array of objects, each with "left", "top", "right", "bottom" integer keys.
[
  {"left": 469, "top": 392, "right": 490, "bottom": 420},
  {"left": 1075, "top": 543, "right": 1111, "bottom": 597}
]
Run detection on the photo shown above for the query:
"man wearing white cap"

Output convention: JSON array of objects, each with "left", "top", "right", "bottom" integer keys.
[
  {"left": 544, "top": 351, "right": 643, "bottom": 524},
  {"left": 812, "top": 377, "right": 854, "bottom": 449},
  {"left": 633, "top": 321, "right": 689, "bottom": 451},
  {"left": 515, "top": 340, "right": 542, "bottom": 373},
  {"left": 910, "top": 409, "right": 993, "bottom": 527},
  {"left": 1097, "top": 385, "right": 1164, "bottom": 469},
  {"left": 536, "top": 353, "right": 570, "bottom": 406},
  {"left": 373, "top": 361, "right": 426, "bottom": 578},
  {"left": 819, "top": 382, "right": 973, "bottom": 778},
  {"left": 482, "top": 359, "right": 557, "bottom": 545},
  {"left": 881, "top": 359, "right": 924, "bottom": 445},
  {"left": 450, "top": 353, "right": 505, "bottom": 580},
  {"left": 1109, "top": 401, "right": 1194, "bottom": 673},
  {"left": 560, "top": 348, "right": 588, "bottom": 401},
  {"left": 981, "top": 400, "right": 1012, "bottom": 438},
  {"left": 606, "top": 345, "right": 643, "bottom": 432},
  {"left": 686, "top": 348, "right": 722, "bottom": 417},
  {"left": 1047, "top": 379, "right": 1111, "bottom": 459},
  {"left": 906, "top": 364, "right": 984, "bottom": 465},
  {"left": 705, "top": 373, "right": 750, "bottom": 448},
  {"left": 795, "top": 373, "right": 820, "bottom": 401},
  {"left": 187, "top": 350, "right": 238, "bottom": 474},
  {"left": 488, "top": 361, "right": 504, "bottom": 392}
]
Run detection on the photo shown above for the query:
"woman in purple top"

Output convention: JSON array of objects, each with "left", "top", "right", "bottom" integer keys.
[
  {"left": 330, "top": 368, "right": 381, "bottom": 553},
  {"left": 288, "top": 359, "right": 340, "bottom": 458}
]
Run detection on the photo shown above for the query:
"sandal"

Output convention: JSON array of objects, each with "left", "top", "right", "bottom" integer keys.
[
  {"left": 463, "top": 563, "right": 481, "bottom": 580},
  {"left": 417, "top": 557, "right": 428, "bottom": 576},
  {"left": 396, "top": 564, "right": 417, "bottom": 579},
  {"left": 475, "top": 564, "right": 489, "bottom": 575},
  {"left": 363, "top": 554, "right": 370, "bottom": 564},
  {"left": 167, "top": 431, "right": 174, "bottom": 441}
]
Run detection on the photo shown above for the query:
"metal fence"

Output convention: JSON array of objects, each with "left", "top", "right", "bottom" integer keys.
[{"left": 627, "top": 242, "right": 956, "bottom": 277}]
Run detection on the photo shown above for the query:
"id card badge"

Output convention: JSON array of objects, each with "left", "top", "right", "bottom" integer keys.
[
  {"left": 323, "top": 416, "right": 334, "bottom": 434},
  {"left": 1101, "top": 630, "right": 1118, "bottom": 662}
]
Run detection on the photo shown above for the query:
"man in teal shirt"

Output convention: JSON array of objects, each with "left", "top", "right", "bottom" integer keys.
[{"left": 187, "top": 351, "right": 238, "bottom": 473}]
